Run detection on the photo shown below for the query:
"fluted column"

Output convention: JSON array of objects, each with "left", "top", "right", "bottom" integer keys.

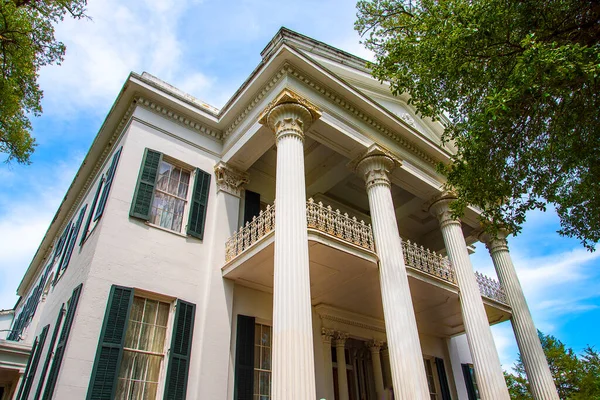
[
  {"left": 368, "top": 340, "right": 385, "bottom": 398},
  {"left": 480, "top": 230, "right": 559, "bottom": 400},
  {"left": 352, "top": 145, "right": 430, "bottom": 400},
  {"left": 428, "top": 195, "right": 510, "bottom": 400},
  {"left": 322, "top": 328, "right": 336, "bottom": 400},
  {"left": 259, "top": 90, "right": 321, "bottom": 400},
  {"left": 335, "top": 333, "right": 350, "bottom": 400}
]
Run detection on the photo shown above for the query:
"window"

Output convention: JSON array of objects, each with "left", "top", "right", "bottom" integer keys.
[
  {"left": 115, "top": 297, "right": 171, "bottom": 399},
  {"left": 424, "top": 358, "right": 438, "bottom": 400},
  {"left": 150, "top": 160, "right": 191, "bottom": 232},
  {"left": 88, "top": 286, "right": 195, "bottom": 400},
  {"left": 253, "top": 323, "right": 272, "bottom": 400},
  {"left": 130, "top": 149, "right": 211, "bottom": 239}
]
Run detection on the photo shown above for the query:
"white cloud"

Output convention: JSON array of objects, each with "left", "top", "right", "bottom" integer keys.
[
  {"left": 38, "top": 0, "right": 224, "bottom": 116},
  {"left": 471, "top": 209, "right": 600, "bottom": 371},
  {"left": 0, "top": 159, "right": 81, "bottom": 309}
]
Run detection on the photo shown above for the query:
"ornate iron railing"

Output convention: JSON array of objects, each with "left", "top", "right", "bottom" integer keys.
[
  {"left": 225, "top": 204, "right": 276, "bottom": 262},
  {"left": 475, "top": 272, "right": 508, "bottom": 303},
  {"left": 224, "top": 199, "right": 507, "bottom": 304},
  {"left": 225, "top": 200, "right": 375, "bottom": 262},
  {"left": 402, "top": 240, "right": 456, "bottom": 283},
  {"left": 306, "top": 198, "right": 375, "bottom": 251}
]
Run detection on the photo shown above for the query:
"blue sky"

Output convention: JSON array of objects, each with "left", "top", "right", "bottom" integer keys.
[{"left": 1, "top": 0, "right": 598, "bottom": 373}]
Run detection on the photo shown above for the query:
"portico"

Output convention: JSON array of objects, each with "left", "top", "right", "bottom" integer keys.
[{"left": 221, "top": 86, "right": 525, "bottom": 399}]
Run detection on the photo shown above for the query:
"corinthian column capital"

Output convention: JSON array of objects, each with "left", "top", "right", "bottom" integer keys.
[
  {"left": 350, "top": 144, "right": 402, "bottom": 190},
  {"left": 478, "top": 228, "right": 510, "bottom": 255},
  {"left": 214, "top": 162, "right": 249, "bottom": 197},
  {"left": 367, "top": 339, "right": 384, "bottom": 353},
  {"left": 258, "top": 89, "right": 321, "bottom": 143},
  {"left": 427, "top": 191, "right": 461, "bottom": 229},
  {"left": 321, "top": 328, "right": 336, "bottom": 344}
]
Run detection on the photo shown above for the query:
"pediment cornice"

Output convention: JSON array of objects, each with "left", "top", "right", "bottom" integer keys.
[{"left": 224, "top": 62, "right": 439, "bottom": 167}]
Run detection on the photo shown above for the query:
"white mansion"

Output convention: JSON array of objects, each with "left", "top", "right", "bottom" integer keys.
[{"left": 0, "top": 28, "right": 559, "bottom": 400}]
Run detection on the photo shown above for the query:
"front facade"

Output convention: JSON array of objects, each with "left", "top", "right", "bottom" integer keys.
[{"left": 2, "top": 29, "right": 558, "bottom": 400}]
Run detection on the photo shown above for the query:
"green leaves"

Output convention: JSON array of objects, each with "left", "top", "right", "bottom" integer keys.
[
  {"left": 504, "top": 332, "right": 600, "bottom": 399},
  {"left": 356, "top": 0, "right": 600, "bottom": 250},
  {"left": 0, "top": 0, "right": 87, "bottom": 163}
]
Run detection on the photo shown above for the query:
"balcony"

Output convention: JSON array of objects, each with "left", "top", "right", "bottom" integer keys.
[
  {"left": 224, "top": 199, "right": 507, "bottom": 304},
  {"left": 223, "top": 199, "right": 511, "bottom": 336}
]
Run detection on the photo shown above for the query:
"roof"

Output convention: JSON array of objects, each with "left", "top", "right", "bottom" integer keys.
[{"left": 16, "top": 26, "right": 453, "bottom": 295}]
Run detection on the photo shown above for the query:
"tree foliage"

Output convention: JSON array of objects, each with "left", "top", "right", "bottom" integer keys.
[
  {"left": 356, "top": 0, "right": 600, "bottom": 250},
  {"left": 0, "top": 0, "right": 87, "bottom": 164},
  {"left": 505, "top": 331, "right": 600, "bottom": 399}
]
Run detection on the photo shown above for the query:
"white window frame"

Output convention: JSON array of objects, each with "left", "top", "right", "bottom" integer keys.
[
  {"left": 423, "top": 355, "right": 441, "bottom": 400},
  {"left": 253, "top": 320, "right": 273, "bottom": 400},
  {"left": 116, "top": 291, "right": 176, "bottom": 400},
  {"left": 146, "top": 156, "right": 195, "bottom": 236}
]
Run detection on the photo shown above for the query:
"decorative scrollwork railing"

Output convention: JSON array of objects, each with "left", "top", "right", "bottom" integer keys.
[
  {"left": 475, "top": 271, "right": 508, "bottom": 303},
  {"left": 224, "top": 199, "right": 507, "bottom": 305},
  {"left": 225, "top": 204, "right": 276, "bottom": 262},
  {"left": 306, "top": 198, "right": 375, "bottom": 251},
  {"left": 225, "top": 199, "right": 375, "bottom": 262},
  {"left": 402, "top": 240, "right": 456, "bottom": 284}
]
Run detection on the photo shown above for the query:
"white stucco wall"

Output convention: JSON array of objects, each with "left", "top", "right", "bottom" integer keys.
[{"left": 448, "top": 334, "right": 475, "bottom": 400}]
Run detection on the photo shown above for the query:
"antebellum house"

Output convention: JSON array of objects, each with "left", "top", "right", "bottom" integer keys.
[{"left": 2, "top": 28, "right": 559, "bottom": 400}]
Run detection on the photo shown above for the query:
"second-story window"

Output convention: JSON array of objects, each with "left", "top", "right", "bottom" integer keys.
[
  {"left": 130, "top": 149, "right": 211, "bottom": 239},
  {"left": 151, "top": 160, "right": 191, "bottom": 232}
]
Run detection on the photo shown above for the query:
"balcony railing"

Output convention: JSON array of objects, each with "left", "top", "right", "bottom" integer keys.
[
  {"left": 476, "top": 272, "right": 508, "bottom": 304},
  {"left": 225, "top": 204, "right": 276, "bottom": 262},
  {"left": 306, "top": 198, "right": 375, "bottom": 251},
  {"left": 402, "top": 240, "right": 456, "bottom": 283},
  {"left": 224, "top": 199, "right": 508, "bottom": 305}
]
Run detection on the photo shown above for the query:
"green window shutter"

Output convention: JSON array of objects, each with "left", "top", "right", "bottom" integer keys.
[
  {"left": 234, "top": 315, "right": 255, "bottom": 400},
  {"left": 86, "top": 285, "right": 133, "bottom": 400},
  {"left": 187, "top": 169, "right": 211, "bottom": 239},
  {"left": 81, "top": 175, "right": 104, "bottom": 246},
  {"left": 17, "top": 325, "right": 49, "bottom": 400},
  {"left": 435, "top": 357, "right": 452, "bottom": 400},
  {"left": 42, "top": 284, "right": 83, "bottom": 400},
  {"left": 163, "top": 299, "right": 196, "bottom": 400},
  {"left": 462, "top": 363, "right": 477, "bottom": 400},
  {"left": 53, "top": 225, "right": 70, "bottom": 263},
  {"left": 16, "top": 337, "right": 38, "bottom": 400},
  {"left": 60, "top": 204, "right": 87, "bottom": 273},
  {"left": 243, "top": 190, "right": 261, "bottom": 225},
  {"left": 94, "top": 147, "right": 123, "bottom": 221},
  {"left": 130, "top": 149, "right": 162, "bottom": 220},
  {"left": 34, "top": 306, "right": 65, "bottom": 400}
]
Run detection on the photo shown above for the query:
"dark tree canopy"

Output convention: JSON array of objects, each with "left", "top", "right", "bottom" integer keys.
[
  {"left": 0, "top": 0, "right": 87, "bottom": 164},
  {"left": 505, "top": 331, "right": 600, "bottom": 399},
  {"left": 356, "top": 0, "right": 600, "bottom": 250}
]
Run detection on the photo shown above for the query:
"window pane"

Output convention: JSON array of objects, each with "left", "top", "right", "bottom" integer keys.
[
  {"left": 255, "top": 324, "right": 261, "bottom": 345},
  {"left": 259, "top": 371, "right": 270, "bottom": 395},
  {"left": 118, "top": 298, "right": 170, "bottom": 400},
  {"left": 157, "top": 302, "right": 170, "bottom": 326},
  {"left": 168, "top": 168, "right": 181, "bottom": 194},
  {"left": 261, "top": 347, "right": 271, "bottom": 370}
]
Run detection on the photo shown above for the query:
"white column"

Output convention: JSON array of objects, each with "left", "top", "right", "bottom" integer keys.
[
  {"left": 368, "top": 340, "right": 385, "bottom": 398},
  {"left": 428, "top": 195, "right": 510, "bottom": 400},
  {"left": 201, "top": 162, "right": 248, "bottom": 400},
  {"left": 259, "top": 90, "right": 321, "bottom": 400},
  {"left": 480, "top": 230, "right": 559, "bottom": 400},
  {"left": 322, "top": 328, "right": 336, "bottom": 400},
  {"left": 352, "top": 145, "right": 431, "bottom": 400},
  {"left": 335, "top": 332, "right": 350, "bottom": 400}
]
